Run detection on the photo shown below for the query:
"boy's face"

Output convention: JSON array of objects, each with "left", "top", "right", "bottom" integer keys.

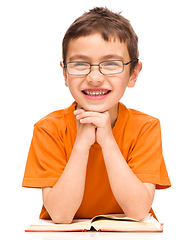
[{"left": 62, "top": 33, "right": 141, "bottom": 114}]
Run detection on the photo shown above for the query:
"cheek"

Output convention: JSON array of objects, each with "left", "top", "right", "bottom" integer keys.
[
  {"left": 114, "top": 75, "right": 129, "bottom": 91},
  {"left": 117, "top": 84, "right": 127, "bottom": 99},
  {"left": 67, "top": 81, "right": 76, "bottom": 97},
  {"left": 112, "top": 76, "right": 129, "bottom": 101},
  {"left": 66, "top": 75, "right": 77, "bottom": 88},
  {"left": 66, "top": 76, "right": 83, "bottom": 98}
]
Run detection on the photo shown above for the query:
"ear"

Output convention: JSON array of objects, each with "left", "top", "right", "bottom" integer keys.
[
  {"left": 128, "top": 61, "right": 142, "bottom": 88},
  {"left": 60, "top": 61, "right": 68, "bottom": 87}
]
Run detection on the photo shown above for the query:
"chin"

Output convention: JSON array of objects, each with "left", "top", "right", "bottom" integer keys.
[
  {"left": 84, "top": 105, "right": 108, "bottom": 113},
  {"left": 76, "top": 101, "right": 109, "bottom": 113}
]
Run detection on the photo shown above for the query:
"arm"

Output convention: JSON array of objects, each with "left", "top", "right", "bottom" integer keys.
[
  {"left": 42, "top": 118, "right": 96, "bottom": 224},
  {"left": 101, "top": 139, "right": 155, "bottom": 220},
  {"left": 76, "top": 109, "right": 155, "bottom": 220}
]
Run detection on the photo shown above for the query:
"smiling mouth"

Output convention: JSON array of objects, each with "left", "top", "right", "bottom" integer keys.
[{"left": 82, "top": 89, "right": 111, "bottom": 96}]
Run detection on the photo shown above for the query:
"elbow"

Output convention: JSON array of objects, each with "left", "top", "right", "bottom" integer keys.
[
  {"left": 124, "top": 209, "right": 149, "bottom": 221},
  {"left": 123, "top": 199, "right": 153, "bottom": 221},
  {"left": 134, "top": 213, "right": 148, "bottom": 221},
  {"left": 44, "top": 204, "right": 74, "bottom": 224},
  {"left": 51, "top": 213, "right": 74, "bottom": 224},
  {"left": 43, "top": 201, "right": 74, "bottom": 224},
  {"left": 125, "top": 212, "right": 148, "bottom": 221}
]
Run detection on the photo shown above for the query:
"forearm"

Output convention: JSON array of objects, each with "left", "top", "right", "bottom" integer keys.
[
  {"left": 42, "top": 141, "right": 90, "bottom": 224},
  {"left": 102, "top": 138, "right": 155, "bottom": 220}
]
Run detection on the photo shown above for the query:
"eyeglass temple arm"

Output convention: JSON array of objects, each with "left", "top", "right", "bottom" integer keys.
[
  {"left": 124, "top": 58, "right": 139, "bottom": 66},
  {"left": 63, "top": 61, "right": 67, "bottom": 68}
]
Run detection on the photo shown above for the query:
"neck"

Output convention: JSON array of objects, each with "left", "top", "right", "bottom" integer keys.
[{"left": 108, "top": 103, "right": 119, "bottom": 128}]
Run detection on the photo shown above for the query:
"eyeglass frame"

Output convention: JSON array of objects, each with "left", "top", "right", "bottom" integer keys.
[{"left": 63, "top": 58, "right": 139, "bottom": 76}]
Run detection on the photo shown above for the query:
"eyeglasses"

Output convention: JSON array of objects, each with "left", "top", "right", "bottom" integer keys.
[{"left": 63, "top": 59, "right": 138, "bottom": 76}]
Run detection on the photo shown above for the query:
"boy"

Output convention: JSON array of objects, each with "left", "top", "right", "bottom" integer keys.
[{"left": 22, "top": 7, "right": 171, "bottom": 224}]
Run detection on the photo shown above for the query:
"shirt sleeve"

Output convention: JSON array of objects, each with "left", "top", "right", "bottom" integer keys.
[
  {"left": 128, "top": 119, "right": 171, "bottom": 189},
  {"left": 22, "top": 123, "right": 67, "bottom": 188}
]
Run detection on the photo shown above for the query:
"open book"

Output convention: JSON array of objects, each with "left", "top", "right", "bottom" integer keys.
[{"left": 25, "top": 213, "right": 163, "bottom": 232}]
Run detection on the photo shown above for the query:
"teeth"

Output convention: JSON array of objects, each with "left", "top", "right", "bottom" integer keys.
[{"left": 84, "top": 90, "right": 108, "bottom": 96}]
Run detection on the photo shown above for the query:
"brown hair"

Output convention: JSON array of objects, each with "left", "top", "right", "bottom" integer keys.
[{"left": 62, "top": 7, "right": 139, "bottom": 73}]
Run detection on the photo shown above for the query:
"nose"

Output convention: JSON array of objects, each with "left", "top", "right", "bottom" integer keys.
[{"left": 86, "top": 65, "right": 105, "bottom": 84}]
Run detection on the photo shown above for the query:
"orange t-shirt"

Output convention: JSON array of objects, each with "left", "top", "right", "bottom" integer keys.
[{"left": 22, "top": 101, "right": 171, "bottom": 219}]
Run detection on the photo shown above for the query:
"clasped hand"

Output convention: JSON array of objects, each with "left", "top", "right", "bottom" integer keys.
[{"left": 74, "top": 108, "right": 114, "bottom": 148}]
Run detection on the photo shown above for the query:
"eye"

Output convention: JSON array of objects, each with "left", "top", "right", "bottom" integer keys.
[
  {"left": 71, "top": 62, "right": 90, "bottom": 70},
  {"left": 102, "top": 61, "right": 121, "bottom": 69},
  {"left": 105, "top": 62, "right": 118, "bottom": 66},
  {"left": 73, "top": 62, "right": 86, "bottom": 67},
  {"left": 74, "top": 62, "right": 87, "bottom": 66}
]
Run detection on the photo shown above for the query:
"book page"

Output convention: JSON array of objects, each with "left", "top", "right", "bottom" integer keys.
[
  {"left": 91, "top": 214, "right": 162, "bottom": 232},
  {"left": 91, "top": 214, "right": 139, "bottom": 223},
  {"left": 27, "top": 218, "right": 91, "bottom": 232}
]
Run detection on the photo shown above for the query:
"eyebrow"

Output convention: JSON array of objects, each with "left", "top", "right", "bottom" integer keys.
[
  {"left": 68, "top": 55, "right": 91, "bottom": 62},
  {"left": 68, "top": 54, "right": 124, "bottom": 62},
  {"left": 102, "top": 54, "right": 124, "bottom": 61}
]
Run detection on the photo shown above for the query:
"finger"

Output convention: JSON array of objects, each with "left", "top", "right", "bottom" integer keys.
[
  {"left": 76, "top": 111, "right": 102, "bottom": 120},
  {"left": 74, "top": 108, "right": 86, "bottom": 116},
  {"left": 79, "top": 116, "right": 101, "bottom": 127}
]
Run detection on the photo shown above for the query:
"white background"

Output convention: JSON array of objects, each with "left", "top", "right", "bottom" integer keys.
[{"left": 1, "top": 0, "right": 192, "bottom": 239}]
